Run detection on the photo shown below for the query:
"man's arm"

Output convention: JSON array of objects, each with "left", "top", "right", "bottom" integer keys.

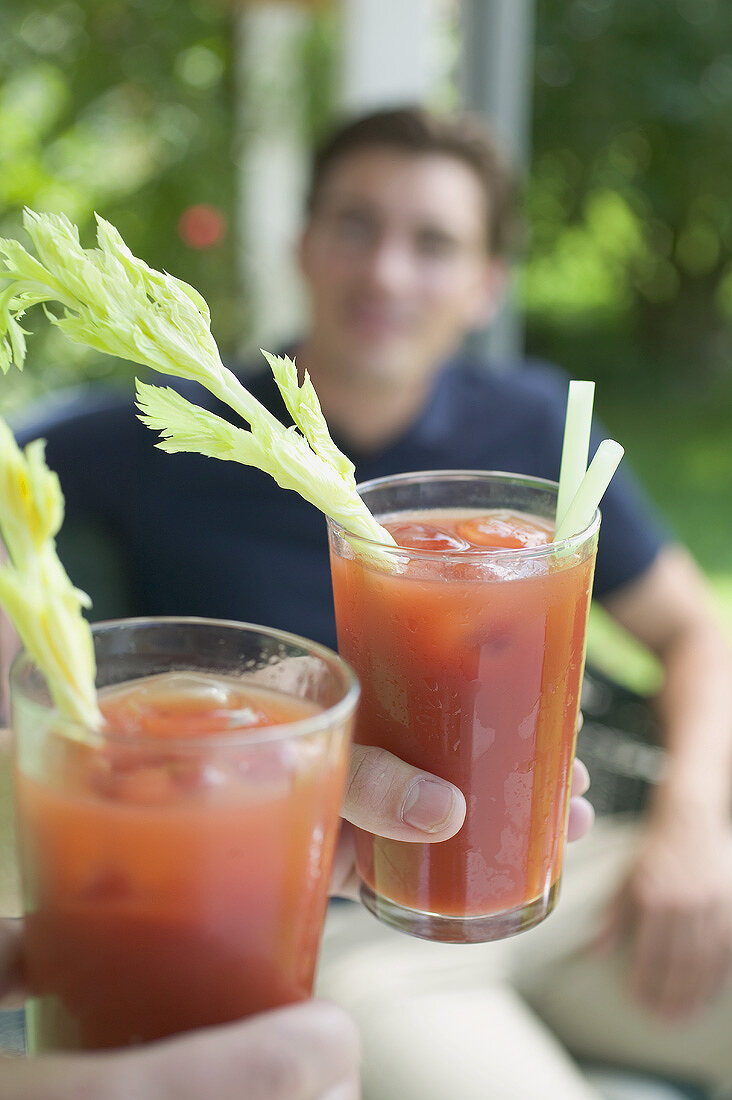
[
  {"left": 605, "top": 545, "right": 732, "bottom": 820},
  {"left": 599, "top": 544, "right": 732, "bottom": 1017}
]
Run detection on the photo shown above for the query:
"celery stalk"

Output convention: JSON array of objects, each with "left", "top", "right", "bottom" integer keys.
[
  {"left": 0, "top": 419, "right": 100, "bottom": 728},
  {"left": 0, "top": 210, "right": 394, "bottom": 551}
]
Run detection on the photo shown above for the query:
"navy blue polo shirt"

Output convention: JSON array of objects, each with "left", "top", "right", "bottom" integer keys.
[{"left": 14, "top": 357, "right": 666, "bottom": 652}]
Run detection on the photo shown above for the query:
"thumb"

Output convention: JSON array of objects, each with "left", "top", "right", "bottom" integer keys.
[
  {"left": 126, "top": 1000, "right": 360, "bottom": 1100},
  {"left": 342, "top": 744, "right": 466, "bottom": 842},
  {"left": 593, "top": 885, "right": 630, "bottom": 957},
  {"left": 1, "top": 1002, "right": 360, "bottom": 1100}
]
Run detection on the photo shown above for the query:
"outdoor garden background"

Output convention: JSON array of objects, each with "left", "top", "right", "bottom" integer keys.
[{"left": 1, "top": 0, "right": 730, "bottom": 690}]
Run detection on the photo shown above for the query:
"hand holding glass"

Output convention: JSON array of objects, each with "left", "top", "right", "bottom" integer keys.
[{"left": 12, "top": 618, "right": 358, "bottom": 1051}]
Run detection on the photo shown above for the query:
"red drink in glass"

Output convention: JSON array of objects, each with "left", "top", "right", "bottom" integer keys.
[
  {"left": 12, "top": 619, "right": 358, "bottom": 1050},
  {"left": 328, "top": 472, "right": 599, "bottom": 943}
]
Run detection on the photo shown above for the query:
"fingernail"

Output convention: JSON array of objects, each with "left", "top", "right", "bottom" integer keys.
[
  {"left": 573, "top": 758, "right": 590, "bottom": 797},
  {"left": 401, "top": 778, "right": 456, "bottom": 833}
]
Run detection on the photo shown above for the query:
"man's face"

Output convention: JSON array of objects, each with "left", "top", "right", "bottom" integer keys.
[{"left": 299, "top": 148, "right": 501, "bottom": 388}]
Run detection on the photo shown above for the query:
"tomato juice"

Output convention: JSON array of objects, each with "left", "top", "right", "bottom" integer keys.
[
  {"left": 329, "top": 473, "right": 599, "bottom": 942},
  {"left": 13, "top": 621, "right": 356, "bottom": 1051}
]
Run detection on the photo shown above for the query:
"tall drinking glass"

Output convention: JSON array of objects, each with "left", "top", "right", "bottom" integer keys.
[
  {"left": 328, "top": 471, "right": 599, "bottom": 943},
  {"left": 11, "top": 617, "right": 358, "bottom": 1051}
]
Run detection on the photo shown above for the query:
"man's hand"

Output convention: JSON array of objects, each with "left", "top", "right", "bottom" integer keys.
[
  {"left": 0, "top": 920, "right": 359, "bottom": 1100},
  {"left": 330, "top": 745, "right": 593, "bottom": 897},
  {"left": 595, "top": 811, "right": 732, "bottom": 1019},
  {"left": 342, "top": 744, "right": 467, "bottom": 842},
  {"left": 1, "top": 1004, "right": 360, "bottom": 1100},
  {"left": 599, "top": 547, "right": 732, "bottom": 1019}
]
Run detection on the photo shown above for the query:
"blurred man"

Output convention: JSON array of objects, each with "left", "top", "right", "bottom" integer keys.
[
  {"left": 2, "top": 107, "right": 731, "bottom": 1095},
  {"left": 293, "top": 107, "right": 732, "bottom": 1096},
  {"left": 292, "top": 109, "right": 730, "bottom": 1091}
]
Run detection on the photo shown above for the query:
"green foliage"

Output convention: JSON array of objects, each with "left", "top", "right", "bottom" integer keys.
[
  {"left": 599, "top": 381, "right": 732, "bottom": 578},
  {"left": 0, "top": 0, "right": 236, "bottom": 410},
  {"left": 526, "top": 0, "right": 732, "bottom": 389},
  {"left": 588, "top": 379, "right": 732, "bottom": 689},
  {"left": 299, "top": 6, "right": 340, "bottom": 145},
  {"left": 2, "top": 0, "right": 729, "bottom": 408}
]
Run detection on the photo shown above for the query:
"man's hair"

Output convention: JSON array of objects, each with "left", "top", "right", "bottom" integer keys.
[{"left": 306, "top": 105, "right": 523, "bottom": 258}]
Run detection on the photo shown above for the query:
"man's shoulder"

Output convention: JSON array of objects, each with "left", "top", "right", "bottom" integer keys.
[
  {"left": 11, "top": 384, "right": 140, "bottom": 447},
  {"left": 233, "top": 363, "right": 282, "bottom": 405},
  {"left": 446, "top": 355, "right": 569, "bottom": 405},
  {"left": 437, "top": 355, "right": 570, "bottom": 434}
]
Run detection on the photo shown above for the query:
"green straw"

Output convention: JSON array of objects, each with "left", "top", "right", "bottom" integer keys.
[
  {"left": 555, "top": 380, "right": 595, "bottom": 530},
  {"left": 554, "top": 439, "right": 624, "bottom": 542}
]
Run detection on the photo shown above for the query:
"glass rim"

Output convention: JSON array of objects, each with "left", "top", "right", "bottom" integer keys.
[
  {"left": 10, "top": 616, "right": 360, "bottom": 749},
  {"left": 327, "top": 469, "right": 601, "bottom": 561}
]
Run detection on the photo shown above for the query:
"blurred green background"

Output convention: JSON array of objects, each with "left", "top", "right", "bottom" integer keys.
[{"left": 1, "top": 0, "right": 730, "bottom": 678}]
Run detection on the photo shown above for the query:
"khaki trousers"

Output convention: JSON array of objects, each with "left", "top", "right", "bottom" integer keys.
[{"left": 316, "top": 819, "right": 732, "bottom": 1098}]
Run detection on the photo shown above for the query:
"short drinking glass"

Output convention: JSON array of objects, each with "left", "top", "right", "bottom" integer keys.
[{"left": 11, "top": 617, "right": 358, "bottom": 1050}]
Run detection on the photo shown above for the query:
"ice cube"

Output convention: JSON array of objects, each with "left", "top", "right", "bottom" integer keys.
[
  {"left": 113, "top": 765, "right": 177, "bottom": 805},
  {"left": 218, "top": 706, "right": 262, "bottom": 729},
  {"left": 245, "top": 655, "right": 324, "bottom": 702},
  {"left": 386, "top": 522, "right": 470, "bottom": 553},
  {"left": 134, "top": 672, "right": 236, "bottom": 707},
  {"left": 457, "top": 511, "right": 553, "bottom": 550}
]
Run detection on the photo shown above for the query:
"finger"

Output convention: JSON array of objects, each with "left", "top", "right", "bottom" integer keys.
[
  {"left": 655, "top": 905, "right": 731, "bottom": 1019},
  {"left": 571, "top": 758, "right": 590, "bottom": 798},
  {"left": 592, "top": 886, "right": 629, "bottom": 957},
  {"left": 566, "top": 796, "right": 594, "bottom": 842},
  {"left": 697, "top": 907, "right": 732, "bottom": 1010},
  {"left": 654, "top": 908, "right": 712, "bottom": 1019},
  {"left": 576, "top": 710, "right": 584, "bottom": 733},
  {"left": 122, "top": 1001, "right": 360, "bottom": 1100},
  {"left": 342, "top": 744, "right": 466, "bottom": 842},
  {"left": 631, "top": 905, "right": 672, "bottom": 1012}
]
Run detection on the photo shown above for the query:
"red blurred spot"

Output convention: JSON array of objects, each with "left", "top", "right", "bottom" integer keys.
[{"left": 177, "top": 204, "right": 227, "bottom": 249}]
